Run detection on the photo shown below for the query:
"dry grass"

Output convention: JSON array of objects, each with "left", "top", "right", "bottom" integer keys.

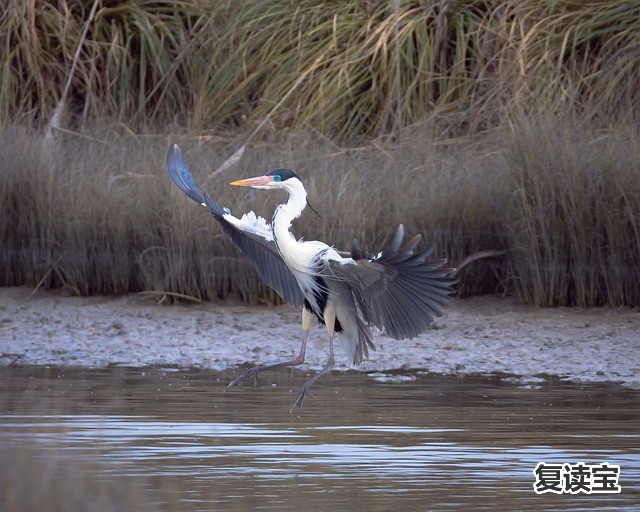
[
  {"left": 0, "top": 124, "right": 507, "bottom": 302},
  {"left": 1, "top": 1, "right": 638, "bottom": 138},
  {"left": 1, "top": 115, "right": 638, "bottom": 307},
  {"left": 505, "top": 116, "right": 640, "bottom": 306},
  {"left": 1, "top": 1, "right": 639, "bottom": 306}
]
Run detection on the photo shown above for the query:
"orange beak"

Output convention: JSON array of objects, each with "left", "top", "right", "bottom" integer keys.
[{"left": 229, "top": 176, "right": 273, "bottom": 187}]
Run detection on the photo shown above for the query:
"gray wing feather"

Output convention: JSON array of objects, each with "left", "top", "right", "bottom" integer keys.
[
  {"left": 166, "top": 144, "right": 207, "bottom": 204},
  {"left": 329, "top": 225, "right": 457, "bottom": 339},
  {"left": 166, "top": 145, "right": 305, "bottom": 307}
]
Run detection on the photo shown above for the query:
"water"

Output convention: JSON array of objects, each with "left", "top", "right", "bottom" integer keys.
[{"left": 0, "top": 366, "right": 638, "bottom": 511}]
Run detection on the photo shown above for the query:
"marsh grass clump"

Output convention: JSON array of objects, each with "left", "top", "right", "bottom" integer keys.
[
  {"left": 0, "top": 125, "right": 284, "bottom": 303},
  {"left": 0, "top": 124, "right": 508, "bottom": 302},
  {"left": 505, "top": 118, "right": 640, "bottom": 306},
  {"left": 0, "top": 1, "right": 639, "bottom": 307},
  {"left": 2, "top": 115, "right": 638, "bottom": 307},
  {"left": 1, "top": 1, "right": 639, "bottom": 138}
]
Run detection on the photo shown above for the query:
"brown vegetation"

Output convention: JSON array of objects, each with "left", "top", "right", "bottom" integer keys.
[
  {"left": 0, "top": 1, "right": 638, "bottom": 306},
  {"left": 2, "top": 117, "right": 638, "bottom": 307},
  {"left": 1, "top": 0, "right": 639, "bottom": 137}
]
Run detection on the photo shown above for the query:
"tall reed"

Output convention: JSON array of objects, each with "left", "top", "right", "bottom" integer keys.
[
  {"left": 1, "top": 116, "right": 638, "bottom": 307},
  {"left": 0, "top": 123, "right": 507, "bottom": 302},
  {"left": 505, "top": 116, "right": 640, "bottom": 306},
  {"left": 1, "top": 1, "right": 639, "bottom": 306},
  {"left": 1, "top": 1, "right": 638, "bottom": 138}
]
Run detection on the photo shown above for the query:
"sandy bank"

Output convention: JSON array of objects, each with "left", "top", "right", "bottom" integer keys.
[{"left": 1, "top": 287, "right": 638, "bottom": 387}]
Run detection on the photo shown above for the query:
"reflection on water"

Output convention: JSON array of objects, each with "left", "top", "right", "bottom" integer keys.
[{"left": 0, "top": 366, "right": 638, "bottom": 511}]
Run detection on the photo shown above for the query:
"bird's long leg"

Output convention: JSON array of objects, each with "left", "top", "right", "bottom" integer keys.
[
  {"left": 290, "top": 303, "right": 336, "bottom": 410},
  {"left": 228, "top": 308, "right": 313, "bottom": 388}
]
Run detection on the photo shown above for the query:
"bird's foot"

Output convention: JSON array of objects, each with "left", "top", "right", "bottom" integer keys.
[
  {"left": 289, "top": 356, "right": 335, "bottom": 411},
  {"left": 228, "top": 356, "right": 305, "bottom": 389},
  {"left": 290, "top": 385, "right": 316, "bottom": 412},
  {"left": 227, "top": 365, "right": 264, "bottom": 388}
]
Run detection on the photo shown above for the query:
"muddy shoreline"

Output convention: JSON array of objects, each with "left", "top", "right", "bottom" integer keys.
[{"left": 1, "top": 287, "right": 638, "bottom": 388}]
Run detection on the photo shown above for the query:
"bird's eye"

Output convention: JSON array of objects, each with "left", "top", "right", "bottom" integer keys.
[{"left": 272, "top": 175, "right": 281, "bottom": 182}]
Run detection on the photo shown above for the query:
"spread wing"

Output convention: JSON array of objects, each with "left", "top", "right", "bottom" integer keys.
[
  {"left": 166, "top": 144, "right": 305, "bottom": 307},
  {"left": 327, "top": 225, "right": 457, "bottom": 339}
]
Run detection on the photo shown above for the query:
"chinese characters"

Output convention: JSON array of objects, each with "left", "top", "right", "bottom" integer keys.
[{"left": 533, "top": 462, "right": 621, "bottom": 494}]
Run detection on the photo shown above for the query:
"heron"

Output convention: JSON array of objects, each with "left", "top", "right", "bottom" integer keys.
[{"left": 166, "top": 144, "right": 457, "bottom": 409}]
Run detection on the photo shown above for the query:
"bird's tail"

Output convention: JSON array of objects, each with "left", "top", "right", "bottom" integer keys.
[{"left": 337, "top": 315, "right": 376, "bottom": 366}]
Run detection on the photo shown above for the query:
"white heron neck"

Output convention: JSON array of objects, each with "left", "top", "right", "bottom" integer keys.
[
  {"left": 272, "top": 179, "right": 320, "bottom": 273},
  {"left": 273, "top": 179, "right": 307, "bottom": 239}
]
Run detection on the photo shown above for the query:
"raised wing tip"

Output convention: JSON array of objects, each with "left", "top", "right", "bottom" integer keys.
[
  {"left": 166, "top": 143, "right": 208, "bottom": 205},
  {"left": 166, "top": 144, "right": 182, "bottom": 170},
  {"left": 166, "top": 144, "right": 186, "bottom": 177},
  {"left": 167, "top": 144, "right": 187, "bottom": 166}
]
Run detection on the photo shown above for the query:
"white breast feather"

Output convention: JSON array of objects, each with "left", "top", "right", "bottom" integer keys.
[{"left": 223, "top": 211, "right": 274, "bottom": 241}]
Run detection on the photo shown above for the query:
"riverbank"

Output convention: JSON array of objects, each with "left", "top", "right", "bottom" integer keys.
[{"left": 1, "top": 287, "right": 638, "bottom": 387}]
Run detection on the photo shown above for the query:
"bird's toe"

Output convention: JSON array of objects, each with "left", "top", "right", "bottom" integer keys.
[{"left": 228, "top": 367, "right": 261, "bottom": 388}]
